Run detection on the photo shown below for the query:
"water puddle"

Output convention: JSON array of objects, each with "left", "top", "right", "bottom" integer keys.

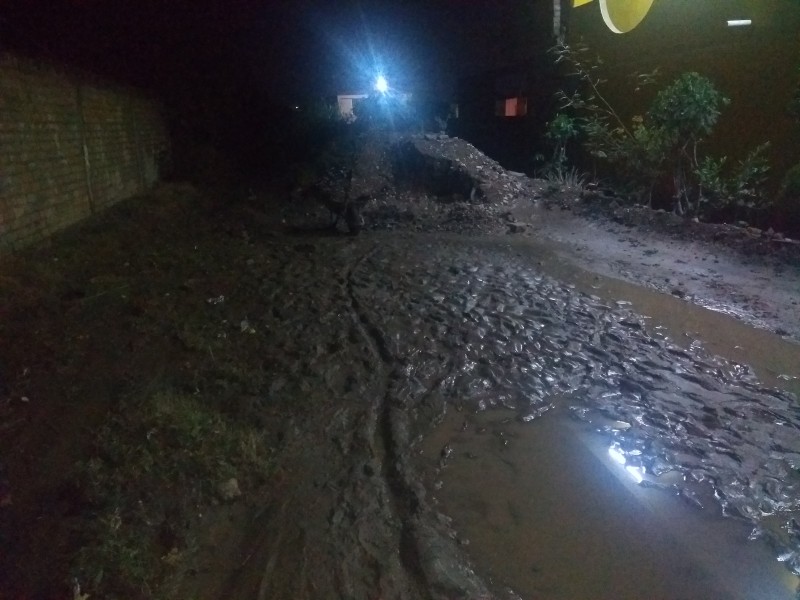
[
  {"left": 357, "top": 235, "right": 800, "bottom": 598},
  {"left": 418, "top": 406, "right": 800, "bottom": 599},
  {"left": 496, "top": 235, "right": 800, "bottom": 398}
]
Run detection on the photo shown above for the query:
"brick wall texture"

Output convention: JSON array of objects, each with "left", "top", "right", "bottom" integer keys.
[{"left": 0, "top": 54, "right": 169, "bottom": 252}]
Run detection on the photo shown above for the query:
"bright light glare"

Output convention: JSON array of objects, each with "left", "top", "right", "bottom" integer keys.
[
  {"left": 625, "top": 465, "right": 645, "bottom": 484},
  {"left": 375, "top": 75, "right": 388, "bottom": 93},
  {"left": 727, "top": 19, "right": 752, "bottom": 27},
  {"left": 608, "top": 446, "right": 626, "bottom": 465}
]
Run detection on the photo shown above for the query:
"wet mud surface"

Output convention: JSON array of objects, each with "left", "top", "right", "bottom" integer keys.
[
  {"left": 419, "top": 408, "right": 799, "bottom": 600},
  {"left": 2, "top": 133, "right": 800, "bottom": 598},
  {"left": 521, "top": 203, "right": 800, "bottom": 344},
  {"left": 189, "top": 230, "right": 800, "bottom": 598}
]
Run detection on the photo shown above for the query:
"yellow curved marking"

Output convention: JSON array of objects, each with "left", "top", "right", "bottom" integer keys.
[
  {"left": 572, "top": 0, "right": 655, "bottom": 33},
  {"left": 600, "top": 0, "right": 655, "bottom": 33}
]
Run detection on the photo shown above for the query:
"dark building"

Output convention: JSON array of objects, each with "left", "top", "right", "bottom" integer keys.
[{"left": 454, "top": 0, "right": 800, "bottom": 187}]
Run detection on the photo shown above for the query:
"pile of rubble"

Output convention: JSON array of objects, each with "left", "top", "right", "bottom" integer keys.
[{"left": 290, "top": 132, "right": 542, "bottom": 236}]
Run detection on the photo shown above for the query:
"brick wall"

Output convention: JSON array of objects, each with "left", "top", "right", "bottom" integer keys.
[{"left": 0, "top": 54, "right": 169, "bottom": 252}]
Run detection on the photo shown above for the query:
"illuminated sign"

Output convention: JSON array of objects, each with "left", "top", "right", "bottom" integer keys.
[{"left": 573, "top": 0, "right": 655, "bottom": 34}]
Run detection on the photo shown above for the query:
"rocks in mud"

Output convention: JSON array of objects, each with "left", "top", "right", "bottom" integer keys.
[
  {"left": 217, "top": 478, "right": 241, "bottom": 502},
  {"left": 360, "top": 134, "right": 541, "bottom": 235},
  {"left": 670, "top": 287, "right": 687, "bottom": 298}
]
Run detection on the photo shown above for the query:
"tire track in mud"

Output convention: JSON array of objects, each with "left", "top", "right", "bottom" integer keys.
[
  {"left": 345, "top": 243, "right": 495, "bottom": 600},
  {"left": 344, "top": 246, "right": 433, "bottom": 599}
]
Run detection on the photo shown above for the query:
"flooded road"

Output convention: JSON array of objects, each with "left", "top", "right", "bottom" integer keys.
[
  {"left": 185, "top": 229, "right": 800, "bottom": 599},
  {"left": 420, "top": 408, "right": 798, "bottom": 599},
  {"left": 347, "top": 232, "right": 800, "bottom": 598}
]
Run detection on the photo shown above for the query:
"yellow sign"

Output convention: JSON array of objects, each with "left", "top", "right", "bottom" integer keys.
[{"left": 573, "top": 0, "right": 655, "bottom": 33}]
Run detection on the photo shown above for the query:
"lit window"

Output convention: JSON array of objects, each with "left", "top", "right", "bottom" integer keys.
[{"left": 496, "top": 97, "right": 528, "bottom": 117}]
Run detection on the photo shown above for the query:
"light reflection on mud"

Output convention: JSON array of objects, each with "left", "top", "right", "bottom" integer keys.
[
  {"left": 351, "top": 237, "right": 800, "bottom": 595},
  {"left": 419, "top": 408, "right": 799, "bottom": 599}
]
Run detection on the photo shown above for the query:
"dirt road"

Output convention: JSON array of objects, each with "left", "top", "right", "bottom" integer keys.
[{"left": 2, "top": 132, "right": 800, "bottom": 598}]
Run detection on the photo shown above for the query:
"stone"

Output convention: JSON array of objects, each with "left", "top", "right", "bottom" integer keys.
[{"left": 218, "top": 478, "right": 242, "bottom": 502}]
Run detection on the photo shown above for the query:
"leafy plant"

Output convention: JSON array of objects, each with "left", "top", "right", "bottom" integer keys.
[
  {"left": 647, "top": 72, "right": 730, "bottom": 215},
  {"left": 536, "top": 112, "right": 587, "bottom": 188},
  {"left": 543, "top": 112, "right": 580, "bottom": 178},
  {"left": 696, "top": 142, "right": 771, "bottom": 221},
  {"left": 550, "top": 42, "right": 666, "bottom": 203},
  {"left": 550, "top": 42, "right": 759, "bottom": 216}
]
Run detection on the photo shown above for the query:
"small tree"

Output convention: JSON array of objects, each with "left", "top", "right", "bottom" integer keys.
[
  {"left": 535, "top": 113, "right": 583, "bottom": 187},
  {"left": 550, "top": 42, "right": 772, "bottom": 217},
  {"left": 543, "top": 112, "right": 580, "bottom": 177},
  {"left": 647, "top": 72, "right": 730, "bottom": 215}
]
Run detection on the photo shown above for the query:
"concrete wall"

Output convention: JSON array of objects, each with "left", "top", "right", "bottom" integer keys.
[{"left": 0, "top": 54, "right": 169, "bottom": 252}]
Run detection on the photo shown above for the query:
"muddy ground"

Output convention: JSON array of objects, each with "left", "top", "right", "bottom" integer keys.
[{"left": 1, "top": 133, "right": 799, "bottom": 599}]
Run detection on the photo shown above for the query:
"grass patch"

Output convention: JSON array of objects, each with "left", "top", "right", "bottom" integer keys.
[{"left": 73, "top": 391, "right": 272, "bottom": 599}]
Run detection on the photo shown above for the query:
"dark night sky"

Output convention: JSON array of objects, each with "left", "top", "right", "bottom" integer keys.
[
  {"left": 0, "top": 0, "right": 554, "bottom": 173},
  {"left": 0, "top": 0, "right": 551, "bottom": 103}
]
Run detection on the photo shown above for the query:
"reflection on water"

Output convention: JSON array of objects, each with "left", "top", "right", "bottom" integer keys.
[
  {"left": 419, "top": 408, "right": 799, "bottom": 600},
  {"left": 351, "top": 237, "right": 800, "bottom": 597}
]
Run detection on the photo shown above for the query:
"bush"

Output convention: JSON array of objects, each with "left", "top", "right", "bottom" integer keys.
[
  {"left": 775, "top": 162, "right": 800, "bottom": 234},
  {"left": 628, "top": 71, "right": 730, "bottom": 216},
  {"left": 695, "top": 142, "right": 771, "bottom": 222},
  {"left": 543, "top": 113, "right": 580, "bottom": 178},
  {"left": 551, "top": 43, "right": 773, "bottom": 219}
]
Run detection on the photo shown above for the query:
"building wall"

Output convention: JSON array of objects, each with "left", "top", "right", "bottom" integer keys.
[
  {"left": 0, "top": 54, "right": 169, "bottom": 253},
  {"left": 452, "top": 0, "right": 565, "bottom": 173},
  {"left": 567, "top": 0, "right": 800, "bottom": 188}
]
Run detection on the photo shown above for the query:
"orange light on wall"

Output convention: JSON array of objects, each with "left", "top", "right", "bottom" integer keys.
[{"left": 495, "top": 97, "right": 528, "bottom": 117}]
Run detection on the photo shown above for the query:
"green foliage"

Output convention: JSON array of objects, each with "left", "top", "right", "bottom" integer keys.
[
  {"left": 550, "top": 42, "right": 772, "bottom": 218},
  {"left": 695, "top": 143, "right": 771, "bottom": 220},
  {"left": 648, "top": 72, "right": 729, "bottom": 144},
  {"left": 547, "top": 113, "right": 580, "bottom": 146},
  {"left": 551, "top": 42, "right": 666, "bottom": 202},
  {"left": 694, "top": 155, "right": 728, "bottom": 199},
  {"left": 645, "top": 72, "right": 731, "bottom": 215},
  {"left": 542, "top": 165, "right": 587, "bottom": 190},
  {"left": 544, "top": 113, "right": 580, "bottom": 175}
]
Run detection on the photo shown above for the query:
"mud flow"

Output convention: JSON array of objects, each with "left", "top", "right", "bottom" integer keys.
[{"left": 348, "top": 234, "right": 800, "bottom": 599}]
